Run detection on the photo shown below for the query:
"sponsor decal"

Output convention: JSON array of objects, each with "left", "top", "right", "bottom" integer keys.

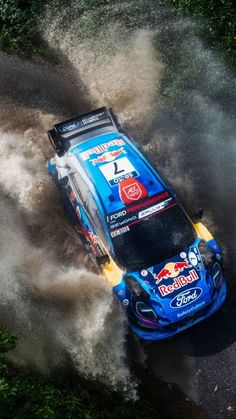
[
  {"left": 107, "top": 191, "right": 172, "bottom": 224},
  {"left": 158, "top": 269, "right": 199, "bottom": 297},
  {"left": 180, "top": 252, "right": 187, "bottom": 258},
  {"left": 59, "top": 120, "right": 82, "bottom": 133},
  {"left": 177, "top": 300, "right": 205, "bottom": 318},
  {"left": 81, "top": 229, "right": 102, "bottom": 257},
  {"left": 188, "top": 251, "right": 198, "bottom": 266},
  {"left": 117, "top": 290, "right": 123, "bottom": 296},
  {"left": 110, "top": 226, "right": 130, "bottom": 237},
  {"left": 75, "top": 226, "right": 100, "bottom": 258},
  {"left": 119, "top": 178, "right": 148, "bottom": 205},
  {"left": 107, "top": 191, "right": 175, "bottom": 232},
  {"left": 141, "top": 270, "right": 148, "bottom": 277},
  {"left": 80, "top": 139, "right": 125, "bottom": 161},
  {"left": 154, "top": 261, "right": 192, "bottom": 284},
  {"left": 110, "top": 215, "right": 137, "bottom": 230},
  {"left": 177, "top": 318, "right": 197, "bottom": 333},
  {"left": 108, "top": 209, "right": 127, "bottom": 221},
  {"left": 82, "top": 113, "right": 105, "bottom": 125},
  {"left": 122, "top": 299, "right": 129, "bottom": 306},
  {"left": 126, "top": 191, "right": 171, "bottom": 214},
  {"left": 58, "top": 111, "right": 106, "bottom": 134},
  {"left": 69, "top": 191, "right": 76, "bottom": 201},
  {"left": 123, "top": 182, "right": 142, "bottom": 200},
  {"left": 90, "top": 147, "right": 125, "bottom": 165},
  {"left": 138, "top": 198, "right": 173, "bottom": 219},
  {"left": 99, "top": 156, "right": 138, "bottom": 187},
  {"left": 88, "top": 232, "right": 99, "bottom": 246},
  {"left": 170, "top": 287, "right": 203, "bottom": 309}
]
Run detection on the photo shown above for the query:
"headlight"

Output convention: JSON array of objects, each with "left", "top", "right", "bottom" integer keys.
[
  {"left": 211, "top": 262, "right": 222, "bottom": 289},
  {"left": 124, "top": 276, "right": 149, "bottom": 301},
  {"left": 198, "top": 241, "right": 214, "bottom": 268},
  {"left": 136, "top": 301, "right": 158, "bottom": 321}
]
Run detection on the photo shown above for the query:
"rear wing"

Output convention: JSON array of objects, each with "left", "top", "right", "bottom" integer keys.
[{"left": 48, "top": 107, "right": 120, "bottom": 156}]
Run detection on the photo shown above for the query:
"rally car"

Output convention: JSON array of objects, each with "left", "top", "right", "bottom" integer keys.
[{"left": 47, "top": 107, "right": 227, "bottom": 340}]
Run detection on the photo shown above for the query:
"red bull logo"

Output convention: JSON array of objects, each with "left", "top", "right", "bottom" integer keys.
[
  {"left": 88, "top": 232, "right": 99, "bottom": 246},
  {"left": 90, "top": 147, "right": 125, "bottom": 165},
  {"left": 154, "top": 260, "right": 192, "bottom": 284},
  {"left": 174, "top": 261, "right": 191, "bottom": 272},
  {"left": 158, "top": 269, "right": 199, "bottom": 297},
  {"left": 80, "top": 138, "right": 125, "bottom": 160}
]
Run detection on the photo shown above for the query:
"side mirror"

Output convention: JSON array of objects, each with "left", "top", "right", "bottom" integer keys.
[
  {"left": 191, "top": 208, "right": 203, "bottom": 222},
  {"left": 96, "top": 254, "right": 110, "bottom": 266}
]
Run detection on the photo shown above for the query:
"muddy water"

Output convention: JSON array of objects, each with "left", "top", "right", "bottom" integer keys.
[
  {"left": 42, "top": 2, "right": 236, "bottom": 415},
  {"left": 0, "top": 52, "right": 137, "bottom": 396},
  {"left": 0, "top": 0, "right": 235, "bottom": 415}
]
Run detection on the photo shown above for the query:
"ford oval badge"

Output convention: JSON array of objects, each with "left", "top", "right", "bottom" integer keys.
[{"left": 170, "top": 287, "right": 202, "bottom": 309}]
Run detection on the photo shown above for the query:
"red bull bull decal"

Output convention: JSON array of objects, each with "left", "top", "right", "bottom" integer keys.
[
  {"left": 90, "top": 147, "right": 125, "bottom": 165},
  {"left": 158, "top": 269, "right": 199, "bottom": 297},
  {"left": 154, "top": 261, "right": 192, "bottom": 284}
]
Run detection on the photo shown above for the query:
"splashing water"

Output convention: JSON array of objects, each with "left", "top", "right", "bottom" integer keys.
[
  {"left": 0, "top": 120, "right": 136, "bottom": 395},
  {"left": 0, "top": 0, "right": 235, "bottom": 407},
  {"left": 43, "top": 2, "right": 164, "bottom": 125}
]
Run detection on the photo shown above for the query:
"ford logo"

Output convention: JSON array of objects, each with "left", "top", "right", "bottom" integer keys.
[
  {"left": 170, "top": 287, "right": 202, "bottom": 309},
  {"left": 59, "top": 120, "right": 82, "bottom": 133}
]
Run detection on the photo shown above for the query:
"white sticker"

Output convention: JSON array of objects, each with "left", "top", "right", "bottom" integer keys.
[
  {"left": 188, "top": 251, "right": 198, "bottom": 267},
  {"left": 141, "top": 270, "right": 148, "bottom": 277},
  {"left": 110, "top": 226, "right": 130, "bottom": 238},
  {"left": 99, "top": 157, "right": 138, "bottom": 187},
  {"left": 138, "top": 198, "right": 172, "bottom": 219}
]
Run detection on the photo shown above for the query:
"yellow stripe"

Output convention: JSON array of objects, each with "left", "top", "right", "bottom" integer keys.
[
  {"left": 194, "top": 222, "right": 213, "bottom": 241},
  {"left": 102, "top": 256, "right": 123, "bottom": 286}
]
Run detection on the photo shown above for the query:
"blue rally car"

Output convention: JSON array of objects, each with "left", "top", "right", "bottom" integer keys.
[{"left": 47, "top": 107, "right": 226, "bottom": 340}]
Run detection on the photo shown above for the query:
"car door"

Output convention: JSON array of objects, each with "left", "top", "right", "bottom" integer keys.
[{"left": 68, "top": 169, "right": 105, "bottom": 259}]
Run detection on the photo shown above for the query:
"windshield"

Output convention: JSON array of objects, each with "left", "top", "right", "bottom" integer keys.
[{"left": 111, "top": 204, "right": 196, "bottom": 270}]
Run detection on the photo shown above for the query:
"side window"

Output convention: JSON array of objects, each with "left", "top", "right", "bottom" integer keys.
[
  {"left": 70, "top": 172, "right": 90, "bottom": 204},
  {"left": 86, "top": 192, "right": 109, "bottom": 248},
  {"left": 69, "top": 165, "right": 110, "bottom": 251},
  {"left": 86, "top": 192, "right": 99, "bottom": 220}
]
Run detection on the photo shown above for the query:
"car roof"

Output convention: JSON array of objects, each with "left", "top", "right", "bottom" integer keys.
[{"left": 68, "top": 131, "right": 166, "bottom": 215}]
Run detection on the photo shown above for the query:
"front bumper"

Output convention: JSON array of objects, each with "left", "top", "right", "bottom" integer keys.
[{"left": 129, "top": 278, "right": 227, "bottom": 341}]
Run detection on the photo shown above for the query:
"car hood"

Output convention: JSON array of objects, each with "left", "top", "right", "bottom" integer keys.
[{"left": 128, "top": 239, "right": 215, "bottom": 322}]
